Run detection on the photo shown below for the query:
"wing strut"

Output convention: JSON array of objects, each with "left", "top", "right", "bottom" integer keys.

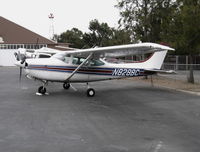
[{"left": 65, "top": 53, "right": 93, "bottom": 81}]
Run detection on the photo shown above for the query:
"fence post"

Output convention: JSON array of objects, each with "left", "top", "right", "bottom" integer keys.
[
  {"left": 186, "top": 56, "right": 188, "bottom": 70},
  {"left": 176, "top": 56, "right": 179, "bottom": 70}
]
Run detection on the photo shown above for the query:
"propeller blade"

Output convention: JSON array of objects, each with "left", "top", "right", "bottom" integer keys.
[
  {"left": 14, "top": 52, "right": 20, "bottom": 61},
  {"left": 18, "top": 51, "right": 22, "bottom": 61},
  {"left": 19, "top": 67, "right": 22, "bottom": 82}
]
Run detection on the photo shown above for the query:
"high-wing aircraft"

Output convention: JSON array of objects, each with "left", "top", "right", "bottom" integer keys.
[{"left": 14, "top": 43, "right": 174, "bottom": 97}]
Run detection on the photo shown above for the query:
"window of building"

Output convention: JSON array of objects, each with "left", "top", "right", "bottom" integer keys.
[{"left": 0, "top": 44, "right": 47, "bottom": 50}]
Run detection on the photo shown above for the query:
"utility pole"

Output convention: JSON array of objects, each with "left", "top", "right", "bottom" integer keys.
[{"left": 48, "top": 13, "right": 55, "bottom": 40}]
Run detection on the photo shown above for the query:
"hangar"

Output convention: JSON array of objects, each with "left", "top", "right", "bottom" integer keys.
[{"left": 0, "top": 16, "right": 67, "bottom": 66}]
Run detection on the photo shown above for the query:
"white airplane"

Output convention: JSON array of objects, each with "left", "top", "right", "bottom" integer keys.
[{"left": 14, "top": 43, "right": 174, "bottom": 97}]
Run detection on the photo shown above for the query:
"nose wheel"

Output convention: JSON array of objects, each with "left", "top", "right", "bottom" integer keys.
[
  {"left": 37, "top": 80, "right": 48, "bottom": 95},
  {"left": 38, "top": 86, "right": 47, "bottom": 95}
]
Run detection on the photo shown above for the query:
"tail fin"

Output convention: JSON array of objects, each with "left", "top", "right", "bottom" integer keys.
[
  {"left": 143, "top": 50, "right": 168, "bottom": 69},
  {"left": 123, "top": 50, "right": 168, "bottom": 69}
]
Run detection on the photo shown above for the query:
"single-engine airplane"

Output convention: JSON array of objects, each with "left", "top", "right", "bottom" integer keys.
[{"left": 14, "top": 43, "right": 174, "bottom": 97}]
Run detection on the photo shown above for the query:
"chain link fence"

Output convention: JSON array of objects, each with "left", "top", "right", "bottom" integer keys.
[
  {"left": 163, "top": 55, "right": 200, "bottom": 70},
  {"left": 162, "top": 63, "right": 200, "bottom": 70}
]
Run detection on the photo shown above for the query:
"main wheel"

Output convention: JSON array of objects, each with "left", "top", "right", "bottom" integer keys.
[
  {"left": 63, "top": 83, "right": 70, "bottom": 89},
  {"left": 38, "top": 86, "right": 46, "bottom": 94},
  {"left": 87, "top": 88, "right": 95, "bottom": 97}
]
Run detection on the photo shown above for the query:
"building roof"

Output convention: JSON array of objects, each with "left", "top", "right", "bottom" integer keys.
[{"left": 0, "top": 16, "right": 56, "bottom": 44}]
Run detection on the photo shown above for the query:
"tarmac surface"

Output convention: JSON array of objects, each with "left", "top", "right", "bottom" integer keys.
[{"left": 0, "top": 67, "right": 200, "bottom": 152}]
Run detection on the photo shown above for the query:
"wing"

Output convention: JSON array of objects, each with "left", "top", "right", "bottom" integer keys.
[{"left": 52, "top": 42, "right": 174, "bottom": 59}]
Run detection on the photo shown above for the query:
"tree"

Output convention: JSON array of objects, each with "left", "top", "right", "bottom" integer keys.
[
  {"left": 57, "top": 19, "right": 131, "bottom": 48},
  {"left": 58, "top": 28, "right": 84, "bottom": 49},
  {"left": 116, "top": 0, "right": 175, "bottom": 42},
  {"left": 110, "top": 29, "right": 132, "bottom": 45},
  {"left": 83, "top": 20, "right": 131, "bottom": 47},
  {"left": 169, "top": 0, "right": 200, "bottom": 83},
  {"left": 83, "top": 19, "right": 113, "bottom": 47}
]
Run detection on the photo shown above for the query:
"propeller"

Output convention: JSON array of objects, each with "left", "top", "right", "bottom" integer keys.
[{"left": 14, "top": 48, "right": 28, "bottom": 82}]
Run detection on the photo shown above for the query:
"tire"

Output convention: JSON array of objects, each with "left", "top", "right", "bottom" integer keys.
[
  {"left": 63, "top": 83, "right": 70, "bottom": 89},
  {"left": 38, "top": 86, "right": 46, "bottom": 94},
  {"left": 87, "top": 88, "right": 95, "bottom": 97}
]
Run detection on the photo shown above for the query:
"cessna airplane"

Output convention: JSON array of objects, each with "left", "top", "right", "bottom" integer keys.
[{"left": 14, "top": 43, "right": 174, "bottom": 97}]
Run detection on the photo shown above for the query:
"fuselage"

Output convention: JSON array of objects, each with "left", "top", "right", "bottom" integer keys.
[
  {"left": 22, "top": 50, "right": 168, "bottom": 83},
  {"left": 24, "top": 57, "right": 146, "bottom": 83}
]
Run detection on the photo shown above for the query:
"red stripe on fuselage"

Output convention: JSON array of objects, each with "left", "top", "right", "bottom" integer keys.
[{"left": 30, "top": 66, "right": 113, "bottom": 74}]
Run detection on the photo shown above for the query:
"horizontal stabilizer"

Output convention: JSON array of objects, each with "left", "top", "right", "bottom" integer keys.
[{"left": 144, "top": 69, "right": 176, "bottom": 74}]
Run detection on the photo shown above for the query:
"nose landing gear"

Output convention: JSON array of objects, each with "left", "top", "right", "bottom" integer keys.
[
  {"left": 38, "top": 86, "right": 46, "bottom": 94},
  {"left": 37, "top": 80, "right": 48, "bottom": 95}
]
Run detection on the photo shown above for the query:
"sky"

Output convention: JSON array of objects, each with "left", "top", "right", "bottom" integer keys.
[{"left": 0, "top": 0, "right": 120, "bottom": 39}]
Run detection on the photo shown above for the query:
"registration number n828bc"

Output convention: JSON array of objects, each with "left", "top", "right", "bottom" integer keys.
[{"left": 112, "top": 68, "right": 142, "bottom": 77}]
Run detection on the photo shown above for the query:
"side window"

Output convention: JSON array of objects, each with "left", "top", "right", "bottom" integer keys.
[
  {"left": 90, "top": 59, "right": 105, "bottom": 66},
  {"left": 72, "top": 57, "right": 86, "bottom": 65},
  {"left": 72, "top": 57, "right": 79, "bottom": 64},
  {"left": 64, "top": 57, "right": 70, "bottom": 63},
  {"left": 79, "top": 58, "right": 85, "bottom": 64},
  {"left": 72, "top": 57, "right": 105, "bottom": 66}
]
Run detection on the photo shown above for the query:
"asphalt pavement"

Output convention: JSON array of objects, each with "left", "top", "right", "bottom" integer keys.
[{"left": 0, "top": 67, "right": 200, "bottom": 152}]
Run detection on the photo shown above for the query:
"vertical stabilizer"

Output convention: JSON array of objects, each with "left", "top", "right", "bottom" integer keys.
[
  {"left": 143, "top": 50, "right": 168, "bottom": 69},
  {"left": 121, "top": 50, "right": 168, "bottom": 69}
]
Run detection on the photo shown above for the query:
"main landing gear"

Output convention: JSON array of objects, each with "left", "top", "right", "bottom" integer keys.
[
  {"left": 37, "top": 81, "right": 96, "bottom": 97},
  {"left": 86, "top": 83, "right": 95, "bottom": 97},
  {"left": 63, "top": 82, "right": 96, "bottom": 97},
  {"left": 87, "top": 88, "right": 95, "bottom": 97},
  {"left": 63, "top": 82, "right": 70, "bottom": 89}
]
